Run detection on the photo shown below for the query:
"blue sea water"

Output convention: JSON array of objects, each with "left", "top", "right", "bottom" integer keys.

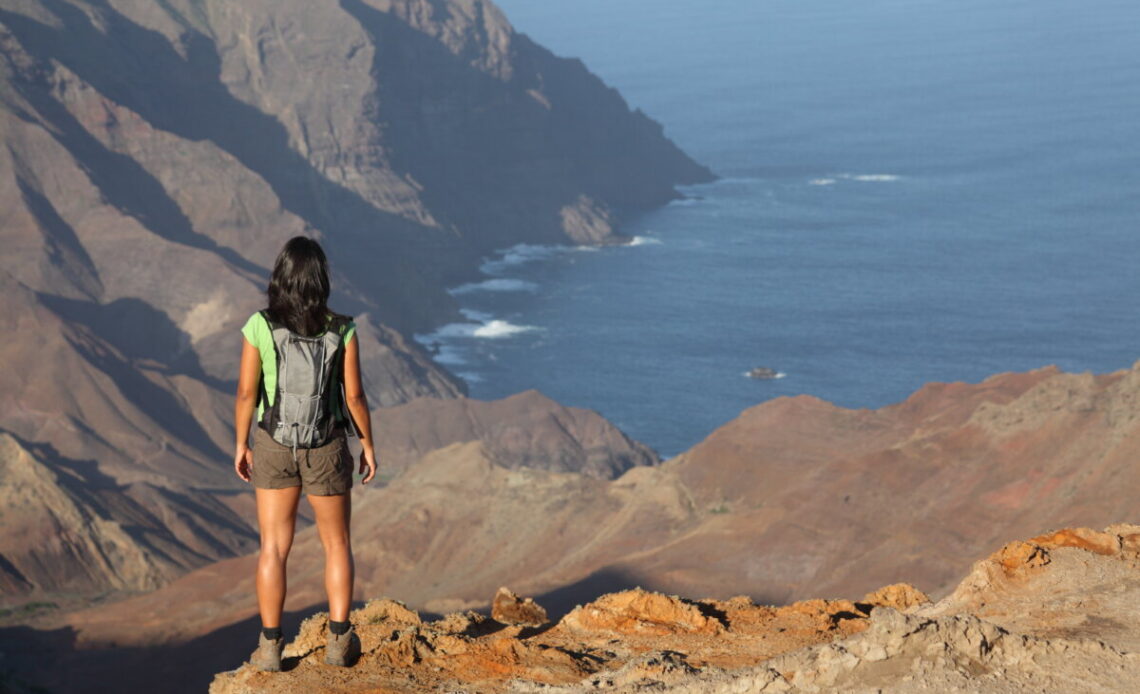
[{"left": 421, "top": 0, "right": 1140, "bottom": 457}]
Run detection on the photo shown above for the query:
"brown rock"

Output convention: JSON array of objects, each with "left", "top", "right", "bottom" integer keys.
[
  {"left": 433, "top": 610, "right": 496, "bottom": 637},
  {"left": 1031, "top": 527, "right": 1121, "bottom": 556},
  {"left": 353, "top": 598, "right": 422, "bottom": 629},
  {"left": 861, "top": 583, "right": 931, "bottom": 612},
  {"left": 561, "top": 589, "right": 725, "bottom": 636},
  {"left": 996, "top": 541, "right": 1052, "bottom": 576},
  {"left": 491, "top": 587, "right": 548, "bottom": 627},
  {"left": 1120, "top": 533, "right": 1140, "bottom": 558}
]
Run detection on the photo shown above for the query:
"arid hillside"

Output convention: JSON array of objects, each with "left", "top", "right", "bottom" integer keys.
[{"left": 0, "top": 0, "right": 708, "bottom": 603}]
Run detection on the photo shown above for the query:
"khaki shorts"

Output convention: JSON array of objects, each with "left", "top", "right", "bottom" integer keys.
[{"left": 251, "top": 427, "right": 353, "bottom": 496}]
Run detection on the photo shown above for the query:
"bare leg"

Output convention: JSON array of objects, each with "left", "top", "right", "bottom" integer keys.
[
  {"left": 255, "top": 486, "right": 302, "bottom": 628},
  {"left": 308, "top": 493, "right": 353, "bottom": 621}
]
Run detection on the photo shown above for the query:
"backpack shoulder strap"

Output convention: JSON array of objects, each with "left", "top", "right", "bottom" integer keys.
[
  {"left": 255, "top": 310, "right": 284, "bottom": 429},
  {"left": 326, "top": 313, "right": 355, "bottom": 433},
  {"left": 327, "top": 313, "right": 353, "bottom": 337}
]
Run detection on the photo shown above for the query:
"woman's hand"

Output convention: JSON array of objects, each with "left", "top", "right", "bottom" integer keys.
[
  {"left": 359, "top": 448, "right": 377, "bottom": 484},
  {"left": 234, "top": 444, "right": 253, "bottom": 482}
]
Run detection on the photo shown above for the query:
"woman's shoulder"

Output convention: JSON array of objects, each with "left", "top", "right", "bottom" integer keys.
[
  {"left": 241, "top": 311, "right": 271, "bottom": 342},
  {"left": 243, "top": 310, "right": 270, "bottom": 326}
]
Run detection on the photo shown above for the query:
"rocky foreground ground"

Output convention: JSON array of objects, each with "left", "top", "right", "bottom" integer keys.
[{"left": 210, "top": 525, "right": 1140, "bottom": 693}]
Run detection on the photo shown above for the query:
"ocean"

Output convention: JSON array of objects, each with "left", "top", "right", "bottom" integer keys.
[{"left": 418, "top": 0, "right": 1140, "bottom": 458}]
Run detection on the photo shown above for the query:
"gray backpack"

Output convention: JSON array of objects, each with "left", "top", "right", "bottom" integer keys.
[{"left": 257, "top": 311, "right": 352, "bottom": 456}]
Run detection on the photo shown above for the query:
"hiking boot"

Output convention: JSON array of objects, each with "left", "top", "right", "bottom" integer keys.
[
  {"left": 250, "top": 633, "right": 284, "bottom": 672},
  {"left": 324, "top": 625, "right": 360, "bottom": 667}
]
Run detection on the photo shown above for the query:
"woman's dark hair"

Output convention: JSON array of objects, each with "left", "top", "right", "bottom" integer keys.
[{"left": 266, "top": 236, "right": 336, "bottom": 336}]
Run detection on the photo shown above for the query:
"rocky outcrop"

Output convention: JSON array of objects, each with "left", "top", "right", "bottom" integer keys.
[
  {"left": 205, "top": 527, "right": 1140, "bottom": 694},
  {"left": 208, "top": 585, "right": 880, "bottom": 694},
  {"left": 560, "top": 589, "right": 725, "bottom": 637},
  {"left": 491, "top": 587, "right": 548, "bottom": 627}
]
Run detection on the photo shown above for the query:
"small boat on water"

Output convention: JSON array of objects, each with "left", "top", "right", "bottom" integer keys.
[{"left": 747, "top": 366, "right": 780, "bottom": 380}]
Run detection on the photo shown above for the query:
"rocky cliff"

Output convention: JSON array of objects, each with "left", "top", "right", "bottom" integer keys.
[
  {"left": 204, "top": 525, "right": 1140, "bottom": 693},
  {"left": 0, "top": 0, "right": 708, "bottom": 602}
]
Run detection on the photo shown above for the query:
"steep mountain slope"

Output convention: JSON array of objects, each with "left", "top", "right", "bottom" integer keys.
[
  {"left": 0, "top": 0, "right": 707, "bottom": 602},
  {"left": 0, "top": 432, "right": 254, "bottom": 596}
]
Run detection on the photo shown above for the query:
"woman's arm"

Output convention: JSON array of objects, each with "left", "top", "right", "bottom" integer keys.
[
  {"left": 233, "top": 337, "right": 261, "bottom": 482},
  {"left": 343, "top": 334, "right": 377, "bottom": 484}
]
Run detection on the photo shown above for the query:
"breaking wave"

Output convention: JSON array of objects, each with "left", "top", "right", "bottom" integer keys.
[
  {"left": 473, "top": 320, "right": 539, "bottom": 338},
  {"left": 417, "top": 310, "right": 541, "bottom": 343},
  {"left": 840, "top": 173, "right": 901, "bottom": 182},
  {"left": 479, "top": 243, "right": 570, "bottom": 275},
  {"left": 810, "top": 173, "right": 901, "bottom": 186},
  {"left": 628, "top": 235, "right": 662, "bottom": 246},
  {"left": 449, "top": 278, "right": 539, "bottom": 295}
]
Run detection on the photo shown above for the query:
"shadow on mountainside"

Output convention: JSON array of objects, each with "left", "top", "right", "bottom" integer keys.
[
  {"left": 531, "top": 566, "right": 788, "bottom": 623},
  {"left": 0, "top": 8, "right": 263, "bottom": 279},
  {"left": 4, "top": 434, "right": 257, "bottom": 594},
  {"left": 530, "top": 567, "right": 650, "bottom": 622},
  {"left": 0, "top": 561, "right": 792, "bottom": 693},
  {"left": 13, "top": 178, "right": 103, "bottom": 299},
  {"left": 39, "top": 294, "right": 229, "bottom": 391},
  {"left": 59, "top": 326, "right": 229, "bottom": 465},
  {"left": 0, "top": 604, "right": 318, "bottom": 694},
  {"left": 1, "top": 0, "right": 406, "bottom": 237}
]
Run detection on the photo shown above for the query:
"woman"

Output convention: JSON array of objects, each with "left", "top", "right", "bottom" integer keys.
[{"left": 233, "top": 236, "right": 377, "bottom": 671}]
